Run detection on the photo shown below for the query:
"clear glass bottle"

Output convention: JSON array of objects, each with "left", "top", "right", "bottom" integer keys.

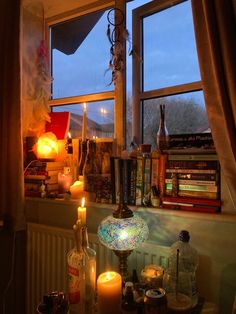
[
  {"left": 81, "top": 226, "right": 96, "bottom": 314},
  {"left": 156, "top": 104, "right": 169, "bottom": 151},
  {"left": 67, "top": 223, "right": 96, "bottom": 314},
  {"left": 168, "top": 230, "right": 199, "bottom": 307},
  {"left": 67, "top": 223, "right": 85, "bottom": 314}
]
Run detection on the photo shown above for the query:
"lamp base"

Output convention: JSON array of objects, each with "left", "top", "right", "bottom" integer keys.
[{"left": 113, "top": 250, "right": 133, "bottom": 282}]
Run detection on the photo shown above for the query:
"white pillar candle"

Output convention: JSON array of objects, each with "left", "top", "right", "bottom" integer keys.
[
  {"left": 82, "top": 103, "right": 87, "bottom": 141},
  {"left": 97, "top": 271, "right": 122, "bottom": 314},
  {"left": 77, "top": 197, "right": 86, "bottom": 225},
  {"left": 70, "top": 180, "right": 84, "bottom": 199}
]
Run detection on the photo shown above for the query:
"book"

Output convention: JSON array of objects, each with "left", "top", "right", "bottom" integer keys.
[
  {"left": 46, "top": 183, "right": 59, "bottom": 192},
  {"left": 151, "top": 154, "right": 159, "bottom": 189},
  {"left": 168, "top": 154, "right": 218, "bottom": 161},
  {"left": 165, "top": 183, "right": 218, "bottom": 193},
  {"left": 136, "top": 156, "right": 143, "bottom": 206},
  {"left": 34, "top": 161, "right": 65, "bottom": 170},
  {"left": 24, "top": 174, "right": 49, "bottom": 181},
  {"left": 161, "top": 203, "right": 219, "bottom": 214},
  {"left": 158, "top": 154, "right": 168, "bottom": 196},
  {"left": 143, "top": 156, "right": 151, "bottom": 203},
  {"left": 161, "top": 196, "right": 221, "bottom": 207},
  {"left": 165, "top": 172, "right": 217, "bottom": 181},
  {"left": 165, "top": 190, "right": 218, "bottom": 199},
  {"left": 165, "top": 179, "right": 217, "bottom": 186},
  {"left": 166, "top": 168, "right": 217, "bottom": 174},
  {"left": 128, "top": 159, "right": 137, "bottom": 206},
  {"left": 114, "top": 157, "right": 121, "bottom": 204},
  {"left": 110, "top": 156, "right": 117, "bottom": 204},
  {"left": 167, "top": 160, "right": 219, "bottom": 170},
  {"left": 45, "top": 111, "right": 70, "bottom": 140}
]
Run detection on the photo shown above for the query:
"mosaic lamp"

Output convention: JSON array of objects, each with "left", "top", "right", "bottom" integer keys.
[{"left": 98, "top": 159, "right": 149, "bottom": 280}]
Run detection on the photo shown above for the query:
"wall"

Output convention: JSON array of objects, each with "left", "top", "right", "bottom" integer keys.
[{"left": 25, "top": 197, "right": 236, "bottom": 314}]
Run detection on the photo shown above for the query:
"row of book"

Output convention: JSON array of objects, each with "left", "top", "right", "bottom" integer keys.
[
  {"left": 110, "top": 153, "right": 221, "bottom": 213},
  {"left": 24, "top": 161, "right": 65, "bottom": 197}
]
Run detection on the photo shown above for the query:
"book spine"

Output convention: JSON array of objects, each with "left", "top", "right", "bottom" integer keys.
[
  {"left": 143, "top": 156, "right": 151, "bottom": 204},
  {"left": 168, "top": 154, "right": 218, "bottom": 161},
  {"left": 165, "top": 183, "right": 218, "bottom": 192},
  {"left": 167, "top": 160, "right": 219, "bottom": 170},
  {"left": 158, "top": 154, "right": 168, "bottom": 196},
  {"left": 165, "top": 190, "right": 218, "bottom": 199},
  {"left": 161, "top": 196, "right": 221, "bottom": 207},
  {"left": 166, "top": 168, "right": 217, "bottom": 174},
  {"left": 151, "top": 157, "right": 159, "bottom": 188},
  {"left": 128, "top": 159, "right": 137, "bottom": 206},
  {"left": 161, "top": 204, "right": 219, "bottom": 214},
  {"left": 114, "top": 158, "right": 120, "bottom": 204},
  {"left": 165, "top": 179, "right": 217, "bottom": 186},
  {"left": 24, "top": 174, "right": 49, "bottom": 180},
  {"left": 165, "top": 172, "right": 217, "bottom": 181},
  {"left": 110, "top": 157, "right": 117, "bottom": 204},
  {"left": 136, "top": 156, "right": 143, "bottom": 205}
]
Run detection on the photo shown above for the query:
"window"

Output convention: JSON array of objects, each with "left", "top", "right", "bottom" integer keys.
[
  {"left": 131, "top": 0, "right": 210, "bottom": 148},
  {"left": 48, "top": 5, "right": 115, "bottom": 139}
]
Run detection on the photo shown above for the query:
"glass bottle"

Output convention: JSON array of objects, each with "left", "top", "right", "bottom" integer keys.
[
  {"left": 67, "top": 223, "right": 85, "bottom": 314},
  {"left": 168, "top": 230, "right": 199, "bottom": 307},
  {"left": 122, "top": 282, "right": 137, "bottom": 314},
  {"left": 78, "top": 140, "right": 87, "bottom": 177},
  {"left": 83, "top": 140, "right": 97, "bottom": 192},
  {"left": 81, "top": 226, "right": 96, "bottom": 314},
  {"left": 156, "top": 104, "right": 169, "bottom": 151},
  {"left": 67, "top": 223, "right": 96, "bottom": 314}
]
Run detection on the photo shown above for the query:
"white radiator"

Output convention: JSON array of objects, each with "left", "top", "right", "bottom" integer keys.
[{"left": 27, "top": 223, "right": 170, "bottom": 314}]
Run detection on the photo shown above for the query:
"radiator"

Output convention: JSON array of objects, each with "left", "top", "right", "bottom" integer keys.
[{"left": 27, "top": 223, "right": 170, "bottom": 314}]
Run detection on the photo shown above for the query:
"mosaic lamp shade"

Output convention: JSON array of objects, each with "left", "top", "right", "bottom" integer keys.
[{"left": 98, "top": 213, "right": 149, "bottom": 251}]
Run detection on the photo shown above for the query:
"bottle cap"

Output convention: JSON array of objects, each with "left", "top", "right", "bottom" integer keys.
[
  {"left": 125, "top": 281, "right": 134, "bottom": 288},
  {"left": 179, "top": 230, "right": 190, "bottom": 242}
]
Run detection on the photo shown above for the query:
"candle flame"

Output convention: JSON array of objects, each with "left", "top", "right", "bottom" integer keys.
[
  {"left": 83, "top": 103, "right": 87, "bottom": 112},
  {"left": 81, "top": 197, "right": 85, "bottom": 207},
  {"left": 68, "top": 132, "right": 71, "bottom": 138}
]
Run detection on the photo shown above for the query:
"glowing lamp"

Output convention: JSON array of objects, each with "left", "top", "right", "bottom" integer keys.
[
  {"left": 36, "top": 132, "right": 58, "bottom": 160},
  {"left": 98, "top": 159, "right": 149, "bottom": 280}
]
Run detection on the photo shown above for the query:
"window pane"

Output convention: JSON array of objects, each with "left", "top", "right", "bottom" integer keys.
[
  {"left": 143, "top": 91, "right": 210, "bottom": 148},
  {"left": 51, "top": 9, "right": 114, "bottom": 99},
  {"left": 143, "top": 1, "right": 201, "bottom": 91},
  {"left": 52, "top": 100, "right": 114, "bottom": 138}
]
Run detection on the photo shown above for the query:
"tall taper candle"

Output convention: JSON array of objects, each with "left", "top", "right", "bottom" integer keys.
[{"left": 82, "top": 103, "right": 87, "bottom": 141}]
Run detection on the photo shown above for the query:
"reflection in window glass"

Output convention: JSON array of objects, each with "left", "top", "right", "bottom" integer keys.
[
  {"left": 143, "top": 1, "right": 200, "bottom": 91},
  {"left": 51, "top": 9, "right": 114, "bottom": 99},
  {"left": 52, "top": 100, "right": 114, "bottom": 138},
  {"left": 143, "top": 91, "right": 210, "bottom": 148}
]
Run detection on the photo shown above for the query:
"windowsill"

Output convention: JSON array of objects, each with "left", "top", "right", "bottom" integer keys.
[{"left": 25, "top": 197, "right": 236, "bottom": 224}]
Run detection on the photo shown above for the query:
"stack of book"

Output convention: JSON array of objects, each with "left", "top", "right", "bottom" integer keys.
[
  {"left": 163, "top": 153, "right": 221, "bottom": 213},
  {"left": 24, "top": 160, "right": 65, "bottom": 196}
]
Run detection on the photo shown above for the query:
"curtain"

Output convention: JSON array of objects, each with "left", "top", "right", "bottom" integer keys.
[
  {"left": 191, "top": 0, "right": 236, "bottom": 208},
  {"left": 0, "top": 0, "right": 25, "bottom": 230}
]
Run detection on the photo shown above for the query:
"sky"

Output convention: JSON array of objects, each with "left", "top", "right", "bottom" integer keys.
[{"left": 52, "top": 0, "right": 205, "bottom": 125}]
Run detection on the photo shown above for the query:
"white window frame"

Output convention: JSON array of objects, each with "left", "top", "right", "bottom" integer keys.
[
  {"left": 45, "top": 0, "right": 127, "bottom": 154},
  {"left": 132, "top": 0, "right": 203, "bottom": 144}
]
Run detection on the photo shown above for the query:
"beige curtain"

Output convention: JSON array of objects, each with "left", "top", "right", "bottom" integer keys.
[
  {"left": 191, "top": 0, "right": 236, "bottom": 208},
  {"left": 0, "top": 0, "right": 25, "bottom": 230}
]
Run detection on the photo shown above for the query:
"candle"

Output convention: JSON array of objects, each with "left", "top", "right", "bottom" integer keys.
[
  {"left": 58, "top": 171, "right": 73, "bottom": 193},
  {"left": 97, "top": 271, "right": 122, "bottom": 314},
  {"left": 141, "top": 264, "right": 164, "bottom": 288},
  {"left": 77, "top": 197, "right": 86, "bottom": 225},
  {"left": 70, "top": 180, "right": 84, "bottom": 199},
  {"left": 82, "top": 103, "right": 87, "bottom": 141}
]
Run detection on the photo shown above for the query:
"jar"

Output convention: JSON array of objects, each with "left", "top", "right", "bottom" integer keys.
[{"left": 144, "top": 288, "right": 167, "bottom": 314}]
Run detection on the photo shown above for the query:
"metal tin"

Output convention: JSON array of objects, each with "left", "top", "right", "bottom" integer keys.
[{"left": 144, "top": 288, "right": 167, "bottom": 314}]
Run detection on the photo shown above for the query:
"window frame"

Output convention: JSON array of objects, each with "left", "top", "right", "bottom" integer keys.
[
  {"left": 45, "top": 0, "right": 127, "bottom": 154},
  {"left": 132, "top": 0, "right": 203, "bottom": 144}
]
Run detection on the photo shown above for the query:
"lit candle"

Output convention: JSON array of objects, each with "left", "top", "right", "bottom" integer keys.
[
  {"left": 77, "top": 197, "right": 86, "bottom": 225},
  {"left": 82, "top": 103, "right": 87, "bottom": 141},
  {"left": 70, "top": 180, "right": 84, "bottom": 199},
  {"left": 141, "top": 264, "right": 164, "bottom": 288},
  {"left": 97, "top": 271, "right": 122, "bottom": 314}
]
